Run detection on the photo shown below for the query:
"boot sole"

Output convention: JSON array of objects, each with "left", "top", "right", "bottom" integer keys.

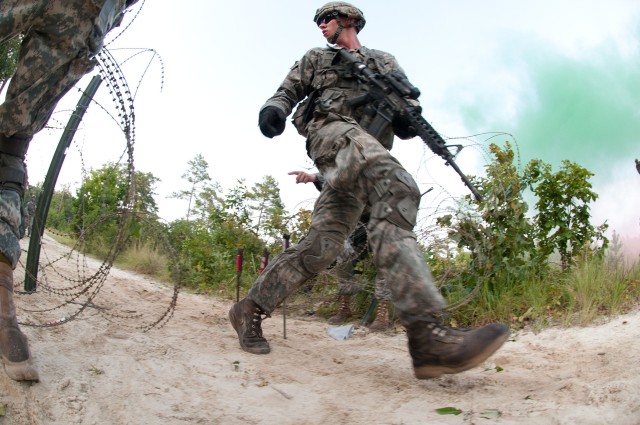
[
  {"left": 413, "top": 330, "right": 510, "bottom": 379},
  {"left": 228, "top": 306, "right": 271, "bottom": 355}
]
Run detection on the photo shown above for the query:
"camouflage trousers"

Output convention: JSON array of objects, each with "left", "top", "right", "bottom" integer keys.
[
  {"left": 0, "top": 0, "right": 118, "bottom": 267},
  {"left": 0, "top": 0, "right": 114, "bottom": 138},
  {"left": 249, "top": 114, "right": 446, "bottom": 324}
]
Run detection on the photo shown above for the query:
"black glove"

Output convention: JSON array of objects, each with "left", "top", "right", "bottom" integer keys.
[
  {"left": 258, "top": 106, "right": 286, "bottom": 138},
  {"left": 392, "top": 112, "right": 418, "bottom": 140}
]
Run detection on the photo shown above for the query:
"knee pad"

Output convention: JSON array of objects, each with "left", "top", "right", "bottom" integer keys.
[
  {"left": 370, "top": 168, "right": 420, "bottom": 231},
  {"left": 299, "top": 228, "right": 345, "bottom": 274}
]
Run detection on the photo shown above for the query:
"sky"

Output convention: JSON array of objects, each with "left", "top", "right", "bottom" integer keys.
[{"left": 21, "top": 0, "right": 640, "bottom": 254}]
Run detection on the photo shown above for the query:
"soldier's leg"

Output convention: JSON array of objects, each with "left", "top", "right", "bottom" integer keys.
[
  {"left": 1, "top": 16, "right": 97, "bottom": 139},
  {"left": 328, "top": 221, "right": 370, "bottom": 325},
  {"left": 0, "top": 0, "right": 99, "bottom": 382},
  {"left": 0, "top": 0, "right": 97, "bottom": 231},
  {"left": 365, "top": 164, "right": 509, "bottom": 379},
  {"left": 327, "top": 255, "right": 358, "bottom": 325},
  {"left": 368, "top": 275, "right": 392, "bottom": 332},
  {"left": 230, "top": 187, "right": 365, "bottom": 354},
  {"left": 0, "top": 189, "right": 38, "bottom": 381},
  {"left": 250, "top": 187, "right": 364, "bottom": 312}
]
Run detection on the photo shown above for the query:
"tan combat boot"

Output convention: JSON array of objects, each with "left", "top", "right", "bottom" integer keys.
[
  {"left": 368, "top": 300, "right": 389, "bottom": 332},
  {"left": 0, "top": 261, "right": 39, "bottom": 381},
  {"left": 406, "top": 317, "right": 509, "bottom": 379},
  {"left": 328, "top": 295, "right": 352, "bottom": 325},
  {"left": 229, "top": 297, "right": 271, "bottom": 354}
]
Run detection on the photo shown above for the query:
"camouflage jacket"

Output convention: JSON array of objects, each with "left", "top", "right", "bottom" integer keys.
[{"left": 262, "top": 46, "right": 416, "bottom": 150}]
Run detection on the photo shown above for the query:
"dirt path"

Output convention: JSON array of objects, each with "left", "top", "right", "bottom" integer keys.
[{"left": 1, "top": 235, "right": 639, "bottom": 424}]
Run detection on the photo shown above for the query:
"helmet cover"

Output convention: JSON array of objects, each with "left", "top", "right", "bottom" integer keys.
[{"left": 313, "top": 2, "right": 365, "bottom": 33}]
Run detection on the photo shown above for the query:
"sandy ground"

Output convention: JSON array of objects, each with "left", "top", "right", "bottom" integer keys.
[{"left": 1, "top": 235, "right": 639, "bottom": 425}]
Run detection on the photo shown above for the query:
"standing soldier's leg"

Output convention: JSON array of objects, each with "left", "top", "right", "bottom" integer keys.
[
  {"left": 0, "top": 0, "right": 103, "bottom": 381},
  {"left": 0, "top": 0, "right": 47, "bottom": 383},
  {"left": 0, "top": 189, "right": 37, "bottom": 380},
  {"left": 368, "top": 275, "right": 392, "bottom": 332},
  {"left": 329, "top": 220, "right": 369, "bottom": 325},
  {"left": 327, "top": 243, "right": 361, "bottom": 325}
]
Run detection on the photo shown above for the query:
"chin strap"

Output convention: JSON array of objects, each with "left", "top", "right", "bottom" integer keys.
[
  {"left": 331, "top": 16, "right": 358, "bottom": 44},
  {"left": 330, "top": 25, "right": 343, "bottom": 44}
]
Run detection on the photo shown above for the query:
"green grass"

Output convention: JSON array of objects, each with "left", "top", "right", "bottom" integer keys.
[
  {"left": 560, "top": 254, "right": 638, "bottom": 326},
  {"left": 45, "top": 230, "right": 174, "bottom": 283},
  {"left": 114, "top": 242, "right": 172, "bottom": 282},
  {"left": 447, "top": 254, "right": 640, "bottom": 330},
  {"left": 45, "top": 227, "right": 640, "bottom": 332}
]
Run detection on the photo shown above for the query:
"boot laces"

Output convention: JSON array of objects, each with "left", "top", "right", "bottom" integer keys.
[{"left": 249, "top": 306, "right": 269, "bottom": 338}]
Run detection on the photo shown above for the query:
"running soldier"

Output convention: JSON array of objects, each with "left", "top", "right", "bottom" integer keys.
[{"left": 230, "top": 2, "right": 510, "bottom": 379}]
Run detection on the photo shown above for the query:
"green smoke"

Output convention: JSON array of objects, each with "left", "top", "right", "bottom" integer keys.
[{"left": 457, "top": 26, "right": 640, "bottom": 182}]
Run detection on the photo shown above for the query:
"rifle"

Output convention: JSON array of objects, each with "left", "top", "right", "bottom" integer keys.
[{"left": 335, "top": 47, "right": 483, "bottom": 202}]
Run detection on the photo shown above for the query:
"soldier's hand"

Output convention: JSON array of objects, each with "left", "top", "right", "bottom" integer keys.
[
  {"left": 258, "top": 106, "right": 286, "bottom": 138},
  {"left": 392, "top": 107, "right": 421, "bottom": 140},
  {"left": 288, "top": 171, "right": 318, "bottom": 184}
]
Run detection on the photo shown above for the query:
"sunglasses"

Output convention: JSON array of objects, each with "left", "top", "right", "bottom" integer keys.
[{"left": 316, "top": 14, "right": 336, "bottom": 26}]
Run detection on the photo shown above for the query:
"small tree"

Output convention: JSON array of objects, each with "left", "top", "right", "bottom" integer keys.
[
  {"left": 46, "top": 184, "right": 76, "bottom": 233},
  {"left": 439, "top": 142, "right": 539, "bottom": 294},
  {"left": 247, "top": 175, "right": 289, "bottom": 245},
  {"left": 170, "top": 154, "right": 211, "bottom": 221},
  {"left": 525, "top": 159, "right": 608, "bottom": 271},
  {"left": 73, "top": 163, "right": 160, "bottom": 255},
  {"left": 289, "top": 208, "right": 312, "bottom": 243},
  {"left": 224, "top": 179, "right": 252, "bottom": 228}
]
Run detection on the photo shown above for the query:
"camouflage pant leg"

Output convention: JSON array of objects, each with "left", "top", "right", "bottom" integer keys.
[
  {"left": 374, "top": 275, "right": 392, "bottom": 301},
  {"left": 332, "top": 257, "right": 360, "bottom": 296},
  {"left": 0, "top": 0, "right": 101, "bottom": 138},
  {"left": 0, "top": 0, "right": 102, "bottom": 266},
  {"left": 249, "top": 187, "right": 365, "bottom": 313},
  {"left": 366, "top": 203, "right": 446, "bottom": 322},
  {"left": 308, "top": 117, "right": 446, "bottom": 322}
]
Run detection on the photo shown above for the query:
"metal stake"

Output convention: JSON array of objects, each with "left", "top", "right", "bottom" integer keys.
[{"left": 282, "top": 233, "right": 290, "bottom": 339}]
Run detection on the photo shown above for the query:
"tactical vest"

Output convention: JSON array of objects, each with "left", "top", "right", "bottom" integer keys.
[{"left": 292, "top": 48, "right": 395, "bottom": 150}]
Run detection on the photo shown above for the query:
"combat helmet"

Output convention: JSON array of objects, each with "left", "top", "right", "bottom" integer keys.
[{"left": 313, "top": 2, "right": 366, "bottom": 33}]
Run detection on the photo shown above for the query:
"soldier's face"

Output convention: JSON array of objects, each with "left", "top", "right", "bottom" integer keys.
[{"left": 318, "top": 16, "right": 338, "bottom": 41}]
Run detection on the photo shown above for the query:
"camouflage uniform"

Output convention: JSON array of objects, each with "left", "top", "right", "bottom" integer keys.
[
  {"left": 0, "top": 0, "right": 134, "bottom": 267},
  {"left": 249, "top": 46, "right": 446, "bottom": 324}
]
